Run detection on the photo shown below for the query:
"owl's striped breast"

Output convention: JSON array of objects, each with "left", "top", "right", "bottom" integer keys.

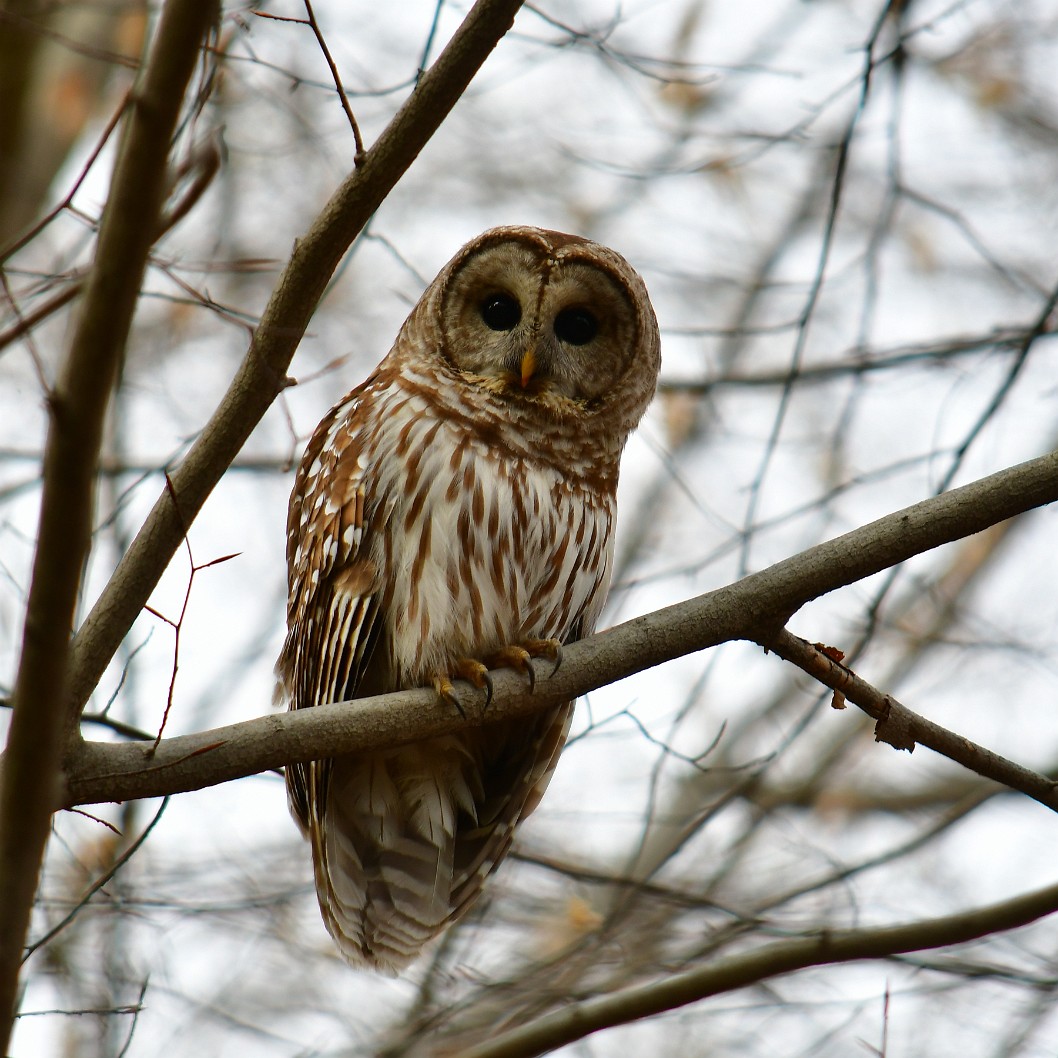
[{"left": 361, "top": 383, "right": 615, "bottom": 687}]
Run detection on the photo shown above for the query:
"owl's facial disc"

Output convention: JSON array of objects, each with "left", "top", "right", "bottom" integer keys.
[
  {"left": 510, "top": 303, "right": 602, "bottom": 396},
  {"left": 439, "top": 236, "right": 646, "bottom": 408},
  {"left": 465, "top": 288, "right": 569, "bottom": 398}
]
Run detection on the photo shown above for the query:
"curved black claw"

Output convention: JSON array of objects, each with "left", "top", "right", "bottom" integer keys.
[
  {"left": 434, "top": 675, "right": 467, "bottom": 719},
  {"left": 547, "top": 641, "right": 563, "bottom": 676},
  {"left": 439, "top": 658, "right": 495, "bottom": 713},
  {"left": 480, "top": 669, "right": 495, "bottom": 709},
  {"left": 526, "top": 638, "right": 563, "bottom": 677}
]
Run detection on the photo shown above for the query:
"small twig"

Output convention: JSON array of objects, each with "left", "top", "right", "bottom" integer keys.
[
  {"left": 79, "top": 713, "right": 153, "bottom": 742},
  {"left": 22, "top": 799, "right": 170, "bottom": 961},
  {"left": 66, "top": 808, "right": 121, "bottom": 834},
  {"left": 416, "top": 0, "right": 446, "bottom": 83},
  {"left": 0, "top": 271, "right": 49, "bottom": 389},
  {"left": 252, "top": 4, "right": 366, "bottom": 162},
  {"left": 655, "top": 326, "right": 1033, "bottom": 394},
  {"left": 145, "top": 474, "right": 240, "bottom": 749},
  {"left": 155, "top": 129, "right": 223, "bottom": 235},
  {"left": 763, "top": 630, "right": 1058, "bottom": 813},
  {"left": 0, "top": 281, "right": 84, "bottom": 358},
  {"left": 301, "top": 0, "right": 365, "bottom": 161},
  {"left": 0, "top": 88, "right": 130, "bottom": 265}
]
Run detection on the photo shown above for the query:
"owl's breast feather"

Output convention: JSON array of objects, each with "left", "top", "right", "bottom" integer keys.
[{"left": 371, "top": 400, "right": 615, "bottom": 687}]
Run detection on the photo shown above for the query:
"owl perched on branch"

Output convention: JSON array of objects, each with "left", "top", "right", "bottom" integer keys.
[{"left": 276, "top": 226, "right": 660, "bottom": 972}]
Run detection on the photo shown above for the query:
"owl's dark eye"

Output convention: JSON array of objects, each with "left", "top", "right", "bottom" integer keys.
[
  {"left": 480, "top": 293, "right": 521, "bottom": 332},
  {"left": 554, "top": 307, "right": 598, "bottom": 346}
]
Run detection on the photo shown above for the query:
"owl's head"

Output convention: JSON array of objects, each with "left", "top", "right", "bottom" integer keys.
[{"left": 418, "top": 226, "right": 660, "bottom": 435}]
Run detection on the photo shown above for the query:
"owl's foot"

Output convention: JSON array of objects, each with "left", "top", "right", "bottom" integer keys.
[
  {"left": 484, "top": 638, "right": 563, "bottom": 693},
  {"left": 434, "top": 639, "right": 563, "bottom": 712},
  {"left": 434, "top": 658, "right": 493, "bottom": 715}
]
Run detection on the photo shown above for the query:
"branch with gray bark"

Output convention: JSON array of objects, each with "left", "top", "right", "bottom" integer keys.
[{"left": 62, "top": 448, "right": 1058, "bottom": 809}]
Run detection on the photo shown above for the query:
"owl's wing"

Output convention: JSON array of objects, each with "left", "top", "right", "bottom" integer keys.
[{"left": 277, "top": 383, "right": 386, "bottom": 830}]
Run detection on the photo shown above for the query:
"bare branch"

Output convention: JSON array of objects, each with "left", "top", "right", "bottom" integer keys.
[
  {"left": 455, "top": 877, "right": 1058, "bottom": 1058},
  {"left": 301, "top": 0, "right": 366, "bottom": 160},
  {"left": 0, "top": 0, "right": 218, "bottom": 1047},
  {"left": 762, "top": 630, "right": 1058, "bottom": 812},
  {"left": 62, "top": 448, "right": 1058, "bottom": 807}
]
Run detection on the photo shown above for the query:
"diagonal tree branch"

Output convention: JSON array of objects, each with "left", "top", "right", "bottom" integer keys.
[
  {"left": 761, "top": 629, "right": 1058, "bottom": 811},
  {"left": 64, "top": 0, "right": 528, "bottom": 726},
  {"left": 0, "top": 0, "right": 218, "bottom": 1048},
  {"left": 62, "top": 448, "right": 1058, "bottom": 808},
  {"left": 454, "top": 876, "right": 1058, "bottom": 1058}
]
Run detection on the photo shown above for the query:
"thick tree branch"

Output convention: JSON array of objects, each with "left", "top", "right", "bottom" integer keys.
[
  {"left": 62, "top": 448, "right": 1058, "bottom": 807},
  {"left": 454, "top": 877, "right": 1058, "bottom": 1058},
  {"left": 64, "top": 0, "right": 527, "bottom": 724},
  {"left": 0, "top": 0, "right": 217, "bottom": 1047}
]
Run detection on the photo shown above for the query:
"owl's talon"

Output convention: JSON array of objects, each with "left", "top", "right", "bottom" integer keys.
[
  {"left": 433, "top": 675, "right": 467, "bottom": 718},
  {"left": 529, "top": 637, "right": 563, "bottom": 676},
  {"left": 483, "top": 638, "right": 563, "bottom": 692},
  {"left": 513, "top": 638, "right": 563, "bottom": 677},
  {"left": 484, "top": 645, "right": 532, "bottom": 687},
  {"left": 439, "top": 657, "right": 495, "bottom": 710},
  {"left": 438, "top": 638, "right": 563, "bottom": 714}
]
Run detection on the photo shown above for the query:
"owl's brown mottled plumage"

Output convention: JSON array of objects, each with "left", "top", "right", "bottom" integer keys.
[{"left": 276, "top": 226, "right": 660, "bottom": 972}]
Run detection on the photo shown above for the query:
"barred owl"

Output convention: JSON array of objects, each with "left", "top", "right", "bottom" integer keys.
[{"left": 276, "top": 225, "right": 660, "bottom": 972}]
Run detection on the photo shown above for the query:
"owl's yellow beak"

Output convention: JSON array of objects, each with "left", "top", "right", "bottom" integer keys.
[{"left": 519, "top": 347, "right": 537, "bottom": 388}]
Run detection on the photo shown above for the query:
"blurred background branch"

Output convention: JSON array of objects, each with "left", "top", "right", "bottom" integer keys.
[{"left": 3, "top": 1, "right": 1058, "bottom": 1056}]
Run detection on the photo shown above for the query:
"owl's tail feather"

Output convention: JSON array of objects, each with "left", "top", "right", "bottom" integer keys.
[
  {"left": 307, "top": 706, "right": 573, "bottom": 973},
  {"left": 311, "top": 744, "right": 469, "bottom": 973}
]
